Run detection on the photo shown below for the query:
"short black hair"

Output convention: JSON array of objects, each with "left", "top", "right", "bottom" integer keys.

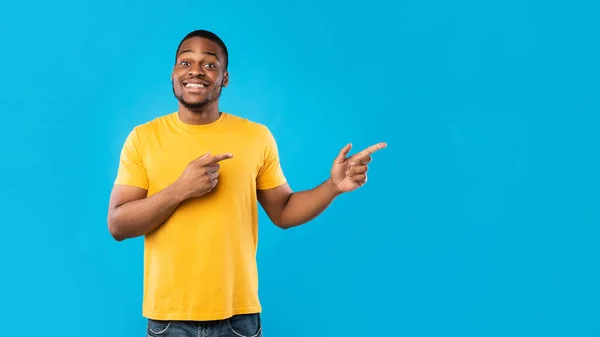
[{"left": 175, "top": 30, "right": 229, "bottom": 70}]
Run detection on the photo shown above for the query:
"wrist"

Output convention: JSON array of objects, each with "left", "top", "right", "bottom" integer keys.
[
  {"left": 165, "top": 181, "right": 187, "bottom": 203},
  {"left": 327, "top": 177, "right": 344, "bottom": 197}
]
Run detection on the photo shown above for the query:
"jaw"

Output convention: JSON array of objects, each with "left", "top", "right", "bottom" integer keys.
[
  {"left": 176, "top": 91, "right": 218, "bottom": 112},
  {"left": 172, "top": 80, "right": 223, "bottom": 111},
  {"left": 179, "top": 93, "right": 209, "bottom": 106}
]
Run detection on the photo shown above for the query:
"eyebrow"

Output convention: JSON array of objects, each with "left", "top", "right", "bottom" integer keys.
[{"left": 177, "top": 50, "right": 220, "bottom": 60}]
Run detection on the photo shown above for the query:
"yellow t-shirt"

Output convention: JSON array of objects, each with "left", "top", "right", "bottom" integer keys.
[{"left": 114, "top": 111, "right": 287, "bottom": 321}]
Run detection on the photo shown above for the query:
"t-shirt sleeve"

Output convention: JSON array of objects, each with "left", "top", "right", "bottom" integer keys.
[
  {"left": 256, "top": 126, "right": 287, "bottom": 190},
  {"left": 114, "top": 128, "right": 149, "bottom": 190}
]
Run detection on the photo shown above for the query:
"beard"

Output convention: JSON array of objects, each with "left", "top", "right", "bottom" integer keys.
[{"left": 172, "top": 80, "right": 224, "bottom": 112}]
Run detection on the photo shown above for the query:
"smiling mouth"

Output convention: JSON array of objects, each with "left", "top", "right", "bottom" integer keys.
[{"left": 185, "top": 83, "right": 208, "bottom": 89}]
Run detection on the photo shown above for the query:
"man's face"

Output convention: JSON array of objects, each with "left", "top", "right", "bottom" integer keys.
[{"left": 172, "top": 36, "right": 229, "bottom": 110}]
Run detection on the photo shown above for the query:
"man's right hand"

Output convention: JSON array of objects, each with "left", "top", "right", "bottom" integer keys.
[{"left": 174, "top": 152, "right": 234, "bottom": 200}]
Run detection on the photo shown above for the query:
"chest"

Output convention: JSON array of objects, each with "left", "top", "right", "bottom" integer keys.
[{"left": 142, "top": 134, "right": 263, "bottom": 195}]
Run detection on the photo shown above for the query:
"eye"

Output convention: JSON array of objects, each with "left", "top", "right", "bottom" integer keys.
[
  {"left": 204, "top": 63, "right": 216, "bottom": 68},
  {"left": 179, "top": 61, "right": 190, "bottom": 67}
]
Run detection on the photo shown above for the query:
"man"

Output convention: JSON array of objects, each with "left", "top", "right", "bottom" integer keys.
[{"left": 107, "top": 29, "right": 386, "bottom": 337}]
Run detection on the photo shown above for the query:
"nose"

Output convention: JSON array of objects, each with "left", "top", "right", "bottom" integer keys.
[{"left": 188, "top": 64, "right": 205, "bottom": 76}]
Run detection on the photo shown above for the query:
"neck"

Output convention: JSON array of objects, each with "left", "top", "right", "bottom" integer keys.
[{"left": 178, "top": 102, "right": 221, "bottom": 125}]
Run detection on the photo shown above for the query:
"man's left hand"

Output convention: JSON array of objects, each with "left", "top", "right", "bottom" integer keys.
[{"left": 330, "top": 142, "right": 387, "bottom": 194}]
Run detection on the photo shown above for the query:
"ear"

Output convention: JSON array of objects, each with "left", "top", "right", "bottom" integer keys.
[{"left": 222, "top": 70, "right": 229, "bottom": 87}]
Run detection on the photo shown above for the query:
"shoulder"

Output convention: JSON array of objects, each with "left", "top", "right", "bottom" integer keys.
[
  {"left": 223, "top": 113, "right": 275, "bottom": 139},
  {"left": 122, "top": 112, "right": 176, "bottom": 144},
  {"left": 119, "top": 113, "right": 175, "bottom": 153},
  {"left": 133, "top": 112, "right": 175, "bottom": 134}
]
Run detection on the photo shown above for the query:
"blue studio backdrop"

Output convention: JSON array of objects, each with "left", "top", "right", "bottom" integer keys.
[{"left": 0, "top": 0, "right": 599, "bottom": 336}]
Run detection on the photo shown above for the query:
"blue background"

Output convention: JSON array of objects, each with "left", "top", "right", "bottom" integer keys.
[{"left": 0, "top": 0, "right": 598, "bottom": 336}]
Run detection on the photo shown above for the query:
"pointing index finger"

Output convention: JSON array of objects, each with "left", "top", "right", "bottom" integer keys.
[
  {"left": 208, "top": 153, "right": 234, "bottom": 164},
  {"left": 354, "top": 142, "right": 387, "bottom": 159}
]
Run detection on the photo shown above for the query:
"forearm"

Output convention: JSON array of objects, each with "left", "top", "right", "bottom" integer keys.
[
  {"left": 278, "top": 178, "right": 341, "bottom": 229},
  {"left": 108, "top": 184, "right": 185, "bottom": 241}
]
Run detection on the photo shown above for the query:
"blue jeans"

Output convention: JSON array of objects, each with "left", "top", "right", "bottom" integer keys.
[{"left": 146, "top": 313, "right": 262, "bottom": 337}]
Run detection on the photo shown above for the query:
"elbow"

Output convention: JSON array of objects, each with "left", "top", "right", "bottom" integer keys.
[
  {"left": 107, "top": 214, "right": 126, "bottom": 242},
  {"left": 271, "top": 210, "right": 302, "bottom": 230},
  {"left": 273, "top": 218, "right": 294, "bottom": 230},
  {"left": 275, "top": 223, "right": 291, "bottom": 230},
  {"left": 108, "top": 223, "right": 126, "bottom": 242},
  {"left": 111, "top": 231, "right": 126, "bottom": 242}
]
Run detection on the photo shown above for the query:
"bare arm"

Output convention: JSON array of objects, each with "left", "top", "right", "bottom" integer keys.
[
  {"left": 257, "top": 179, "right": 340, "bottom": 229},
  {"left": 257, "top": 142, "right": 386, "bottom": 230},
  {"left": 107, "top": 152, "right": 233, "bottom": 241},
  {"left": 107, "top": 184, "right": 185, "bottom": 241}
]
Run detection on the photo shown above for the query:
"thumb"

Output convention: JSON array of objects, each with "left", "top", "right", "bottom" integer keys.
[{"left": 335, "top": 143, "right": 352, "bottom": 164}]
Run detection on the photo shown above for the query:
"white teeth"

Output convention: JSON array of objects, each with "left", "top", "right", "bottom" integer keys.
[{"left": 186, "top": 83, "right": 206, "bottom": 88}]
